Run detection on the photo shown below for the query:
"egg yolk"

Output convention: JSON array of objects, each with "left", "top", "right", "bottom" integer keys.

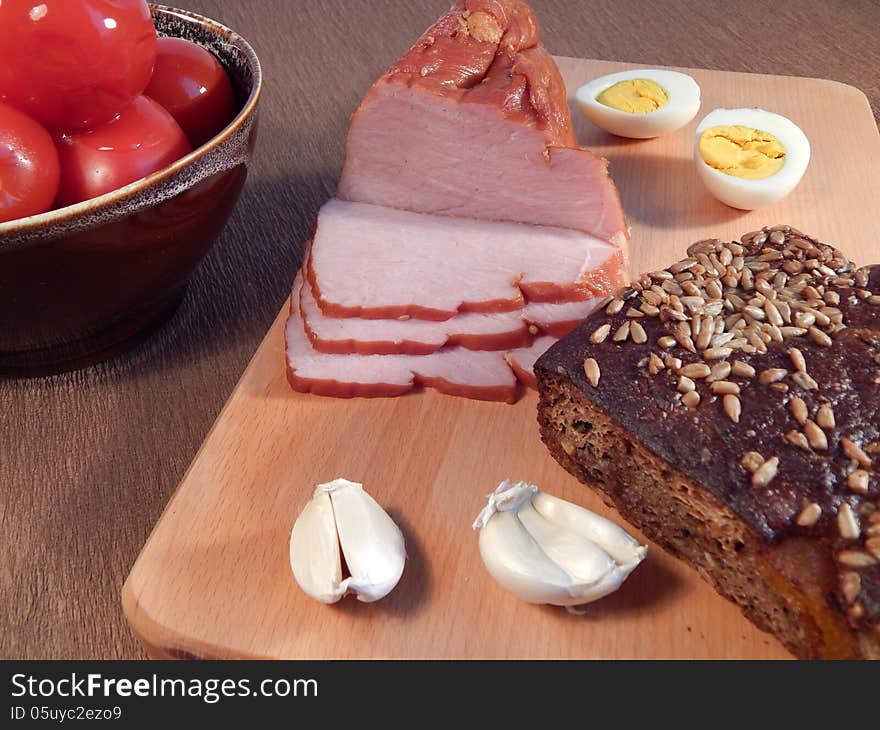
[
  {"left": 699, "top": 125, "right": 787, "bottom": 180},
  {"left": 596, "top": 79, "right": 668, "bottom": 114}
]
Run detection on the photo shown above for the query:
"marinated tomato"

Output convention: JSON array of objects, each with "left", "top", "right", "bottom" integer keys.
[
  {"left": 0, "top": 0, "right": 157, "bottom": 129},
  {"left": 54, "top": 96, "right": 191, "bottom": 207},
  {"left": 145, "top": 37, "right": 237, "bottom": 147},
  {"left": 0, "top": 102, "right": 61, "bottom": 223}
]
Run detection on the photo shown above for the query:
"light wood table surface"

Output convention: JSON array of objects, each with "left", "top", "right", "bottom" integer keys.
[{"left": 2, "top": 0, "right": 878, "bottom": 659}]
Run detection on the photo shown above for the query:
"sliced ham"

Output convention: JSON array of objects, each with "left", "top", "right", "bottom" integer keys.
[
  {"left": 286, "top": 275, "right": 558, "bottom": 402},
  {"left": 308, "top": 199, "right": 623, "bottom": 320},
  {"left": 301, "top": 270, "right": 600, "bottom": 354},
  {"left": 504, "top": 335, "right": 556, "bottom": 389},
  {"left": 337, "top": 0, "right": 628, "bottom": 246}
]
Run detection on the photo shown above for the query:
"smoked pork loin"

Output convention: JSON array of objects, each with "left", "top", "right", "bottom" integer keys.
[
  {"left": 337, "top": 0, "right": 628, "bottom": 247},
  {"left": 285, "top": 0, "right": 628, "bottom": 402},
  {"left": 286, "top": 274, "right": 554, "bottom": 402}
]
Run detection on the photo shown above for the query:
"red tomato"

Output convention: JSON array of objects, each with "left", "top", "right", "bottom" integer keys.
[
  {"left": 145, "top": 37, "right": 237, "bottom": 148},
  {"left": 0, "top": 0, "right": 156, "bottom": 130},
  {"left": 0, "top": 102, "right": 61, "bottom": 223},
  {"left": 54, "top": 96, "right": 191, "bottom": 207}
]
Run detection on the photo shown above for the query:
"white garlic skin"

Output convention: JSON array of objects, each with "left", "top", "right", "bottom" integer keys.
[
  {"left": 289, "top": 478, "right": 405, "bottom": 604},
  {"left": 473, "top": 481, "right": 646, "bottom": 607}
]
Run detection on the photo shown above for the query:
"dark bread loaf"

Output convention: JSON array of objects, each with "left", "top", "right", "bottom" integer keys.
[{"left": 535, "top": 226, "right": 880, "bottom": 659}]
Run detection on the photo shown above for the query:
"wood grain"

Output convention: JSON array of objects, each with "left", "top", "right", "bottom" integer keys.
[
  {"left": 123, "top": 59, "right": 879, "bottom": 659},
  {"left": 2, "top": 0, "right": 879, "bottom": 660}
]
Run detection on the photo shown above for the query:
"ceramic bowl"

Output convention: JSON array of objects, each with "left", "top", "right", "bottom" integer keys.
[{"left": 0, "top": 4, "right": 262, "bottom": 377}]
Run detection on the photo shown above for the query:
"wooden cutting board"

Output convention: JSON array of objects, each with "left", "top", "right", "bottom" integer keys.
[{"left": 123, "top": 58, "right": 880, "bottom": 659}]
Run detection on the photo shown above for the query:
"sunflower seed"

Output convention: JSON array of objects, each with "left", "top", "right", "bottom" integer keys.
[
  {"left": 703, "top": 347, "right": 733, "bottom": 360},
  {"left": 795, "top": 502, "right": 822, "bottom": 527},
  {"left": 788, "top": 348, "right": 807, "bottom": 373},
  {"left": 841, "top": 438, "right": 872, "bottom": 468},
  {"left": 751, "top": 456, "right": 779, "bottom": 488},
  {"left": 606, "top": 298, "right": 625, "bottom": 315},
  {"left": 808, "top": 326, "right": 833, "bottom": 347},
  {"left": 804, "top": 420, "right": 828, "bottom": 450},
  {"left": 837, "top": 550, "right": 877, "bottom": 568},
  {"left": 613, "top": 321, "right": 631, "bottom": 342},
  {"left": 682, "top": 390, "right": 701, "bottom": 408},
  {"left": 759, "top": 368, "right": 788, "bottom": 385},
  {"left": 677, "top": 376, "right": 696, "bottom": 393},
  {"left": 658, "top": 335, "right": 677, "bottom": 349},
  {"left": 731, "top": 361, "right": 756, "bottom": 378},
  {"left": 630, "top": 321, "right": 647, "bottom": 344},
  {"left": 711, "top": 381, "right": 741, "bottom": 395},
  {"left": 680, "top": 363, "right": 712, "bottom": 379},
  {"left": 791, "top": 372, "right": 818, "bottom": 390},
  {"left": 785, "top": 430, "right": 811, "bottom": 451},
  {"left": 741, "top": 451, "right": 764, "bottom": 471},
  {"left": 840, "top": 572, "right": 861, "bottom": 604},
  {"left": 837, "top": 503, "right": 861, "bottom": 540},
  {"left": 816, "top": 404, "right": 835, "bottom": 430},
  {"left": 847, "top": 470, "right": 869, "bottom": 495},
  {"left": 583, "top": 358, "right": 601, "bottom": 387},
  {"left": 589, "top": 323, "right": 612, "bottom": 344},
  {"left": 708, "top": 361, "right": 732, "bottom": 382},
  {"left": 723, "top": 394, "right": 741, "bottom": 423},
  {"left": 790, "top": 397, "right": 808, "bottom": 424}
]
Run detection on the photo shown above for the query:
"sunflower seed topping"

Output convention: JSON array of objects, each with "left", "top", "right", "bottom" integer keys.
[
  {"left": 731, "top": 361, "right": 755, "bottom": 378},
  {"left": 583, "top": 358, "right": 600, "bottom": 387},
  {"left": 840, "top": 572, "right": 861, "bottom": 604},
  {"left": 785, "top": 430, "right": 811, "bottom": 451},
  {"left": 590, "top": 323, "right": 612, "bottom": 344},
  {"left": 741, "top": 452, "right": 764, "bottom": 472},
  {"left": 841, "top": 438, "right": 872, "bottom": 468},
  {"left": 838, "top": 503, "right": 861, "bottom": 540},
  {"left": 847, "top": 470, "right": 870, "bottom": 495},
  {"left": 759, "top": 368, "right": 788, "bottom": 385},
  {"left": 630, "top": 321, "right": 648, "bottom": 344},
  {"left": 816, "top": 404, "right": 835, "bottom": 430},
  {"left": 838, "top": 550, "right": 877, "bottom": 568},
  {"left": 803, "top": 420, "right": 828, "bottom": 450},
  {"left": 788, "top": 347, "right": 807, "bottom": 373},
  {"left": 613, "top": 321, "right": 631, "bottom": 343},
  {"left": 680, "top": 363, "right": 712, "bottom": 379},
  {"left": 723, "top": 394, "right": 741, "bottom": 423},
  {"left": 751, "top": 456, "right": 779, "bottom": 488},
  {"left": 796, "top": 502, "right": 822, "bottom": 527}
]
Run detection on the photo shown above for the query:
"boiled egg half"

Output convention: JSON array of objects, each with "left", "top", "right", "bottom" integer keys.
[
  {"left": 576, "top": 69, "right": 701, "bottom": 139},
  {"left": 695, "top": 108, "right": 810, "bottom": 210}
]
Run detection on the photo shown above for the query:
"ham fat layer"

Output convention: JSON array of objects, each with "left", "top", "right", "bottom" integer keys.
[
  {"left": 309, "top": 199, "right": 623, "bottom": 320},
  {"left": 301, "top": 269, "right": 600, "bottom": 355},
  {"left": 286, "top": 275, "right": 556, "bottom": 402},
  {"left": 337, "top": 1, "right": 628, "bottom": 245}
]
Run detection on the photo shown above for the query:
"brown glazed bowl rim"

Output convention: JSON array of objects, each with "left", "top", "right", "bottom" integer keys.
[{"left": 0, "top": 3, "right": 262, "bottom": 247}]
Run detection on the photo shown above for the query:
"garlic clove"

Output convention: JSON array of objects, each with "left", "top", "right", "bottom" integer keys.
[
  {"left": 324, "top": 478, "right": 406, "bottom": 603},
  {"left": 478, "top": 510, "right": 576, "bottom": 605},
  {"left": 473, "top": 481, "right": 647, "bottom": 607},
  {"left": 516, "top": 502, "right": 617, "bottom": 585},
  {"left": 532, "top": 491, "right": 647, "bottom": 569},
  {"left": 289, "top": 489, "right": 345, "bottom": 604}
]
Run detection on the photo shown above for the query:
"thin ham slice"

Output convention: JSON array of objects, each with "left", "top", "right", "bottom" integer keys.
[
  {"left": 301, "top": 270, "right": 600, "bottom": 354},
  {"left": 504, "top": 335, "right": 556, "bottom": 389},
  {"left": 337, "top": 0, "right": 628, "bottom": 246},
  {"left": 286, "top": 275, "right": 557, "bottom": 402},
  {"left": 308, "top": 199, "right": 623, "bottom": 321}
]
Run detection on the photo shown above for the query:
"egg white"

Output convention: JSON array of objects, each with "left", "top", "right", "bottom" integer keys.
[
  {"left": 575, "top": 69, "right": 701, "bottom": 139},
  {"left": 694, "top": 108, "right": 811, "bottom": 210}
]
